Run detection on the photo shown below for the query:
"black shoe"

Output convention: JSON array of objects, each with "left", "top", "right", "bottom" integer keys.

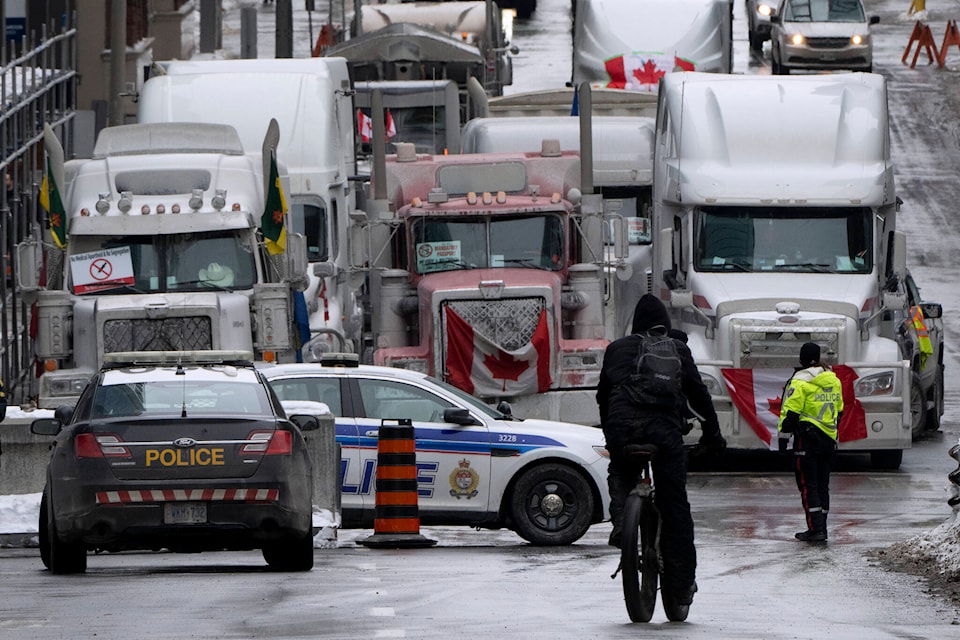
[
  {"left": 674, "top": 581, "right": 698, "bottom": 605},
  {"left": 795, "top": 529, "right": 827, "bottom": 542},
  {"left": 608, "top": 524, "right": 622, "bottom": 548}
]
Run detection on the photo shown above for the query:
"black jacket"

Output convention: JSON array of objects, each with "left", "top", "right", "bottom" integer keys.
[{"left": 596, "top": 294, "right": 719, "bottom": 441}]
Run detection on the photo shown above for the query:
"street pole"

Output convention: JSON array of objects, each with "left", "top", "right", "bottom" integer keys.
[
  {"left": 108, "top": 0, "right": 126, "bottom": 127},
  {"left": 276, "top": 0, "right": 293, "bottom": 58}
]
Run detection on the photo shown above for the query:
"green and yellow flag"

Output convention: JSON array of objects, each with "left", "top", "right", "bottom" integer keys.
[
  {"left": 39, "top": 156, "right": 67, "bottom": 249},
  {"left": 261, "top": 150, "right": 287, "bottom": 256}
]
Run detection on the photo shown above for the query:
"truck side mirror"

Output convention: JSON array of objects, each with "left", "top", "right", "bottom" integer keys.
[
  {"left": 282, "top": 233, "right": 309, "bottom": 290},
  {"left": 920, "top": 302, "right": 942, "bottom": 319},
  {"left": 15, "top": 240, "right": 42, "bottom": 291}
]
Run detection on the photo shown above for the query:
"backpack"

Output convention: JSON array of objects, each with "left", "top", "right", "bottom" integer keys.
[{"left": 619, "top": 331, "right": 683, "bottom": 409}]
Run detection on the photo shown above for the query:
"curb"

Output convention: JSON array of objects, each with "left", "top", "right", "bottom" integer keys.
[{"left": 0, "top": 532, "right": 38, "bottom": 548}]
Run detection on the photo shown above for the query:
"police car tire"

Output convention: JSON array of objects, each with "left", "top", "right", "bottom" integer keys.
[
  {"left": 909, "top": 372, "right": 927, "bottom": 440},
  {"left": 508, "top": 463, "right": 594, "bottom": 546},
  {"left": 38, "top": 490, "right": 51, "bottom": 570},
  {"left": 262, "top": 533, "right": 314, "bottom": 572},
  {"left": 44, "top": 491, "right": 87, "bottom": 574}
]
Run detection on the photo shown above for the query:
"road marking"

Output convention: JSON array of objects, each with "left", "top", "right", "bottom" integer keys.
[{"left": 370, "top": 607, "right": 395, "bottom": 617}]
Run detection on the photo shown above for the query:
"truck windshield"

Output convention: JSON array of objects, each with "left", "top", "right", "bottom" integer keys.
[
  {"left": 694, "top": 206, "right": 873, "bottom": 274},
  {"left": 69, "top": 230, "right": 257, "bottom": 294},
  {"left": 410, "top": 214, "right": 565, "bottom": 274}
]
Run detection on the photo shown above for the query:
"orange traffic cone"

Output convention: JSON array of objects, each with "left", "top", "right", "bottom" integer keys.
[{"left": 358, "top": 418, "right": 437, "bottom": 548}]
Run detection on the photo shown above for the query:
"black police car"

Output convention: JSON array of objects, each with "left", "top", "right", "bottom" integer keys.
[{"left": 32, "top": 351, "right": 318, "bottom": 573}]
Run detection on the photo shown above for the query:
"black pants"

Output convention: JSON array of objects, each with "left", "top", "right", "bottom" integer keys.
[
  {"left": 606, "top": 417, "right": 695, "bottom": 589},
  {"left": 792, "top": 424, "right": 837, "bottom": 529}
]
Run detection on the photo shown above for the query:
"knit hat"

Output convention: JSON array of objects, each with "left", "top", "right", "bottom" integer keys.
[{"left": 799, "top": 342, "right": 821, "bottom": 367}]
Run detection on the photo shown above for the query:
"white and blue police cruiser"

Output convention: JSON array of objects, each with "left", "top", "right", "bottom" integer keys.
[{"left": 259, "top": 355, "right": 611, "bottom": 546}]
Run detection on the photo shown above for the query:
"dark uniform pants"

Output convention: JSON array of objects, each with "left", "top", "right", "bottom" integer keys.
[
  {"left": 606, "top": 416, "right": 696, "bottom": 589},
  {"left": 792, "top": 424, "right": 837, "bottom": 530}
]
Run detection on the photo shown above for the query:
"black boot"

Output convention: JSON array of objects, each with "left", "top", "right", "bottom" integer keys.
[{"left": 795, "top": 511, "right": 827, "bottom": 542}]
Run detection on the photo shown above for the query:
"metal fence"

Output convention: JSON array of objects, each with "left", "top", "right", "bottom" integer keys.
[{"left": 0, "top": 17, "right": 77, "bottom": 404}]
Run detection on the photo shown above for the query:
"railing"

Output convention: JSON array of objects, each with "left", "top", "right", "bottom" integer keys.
[{"left": 0, "top": 16, "right": 77, "bottom": 404}]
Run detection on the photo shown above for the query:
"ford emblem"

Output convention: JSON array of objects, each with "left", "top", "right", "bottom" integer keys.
[{"left": 173, "top": 437, "right": 197, "bottom": 448}]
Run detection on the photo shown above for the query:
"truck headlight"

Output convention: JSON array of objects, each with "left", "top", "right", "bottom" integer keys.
[
  {"left": 388, "top": 357, "right": 429, "bottom": 374},
  {"left": 561, "top": 350, "right": 603, "bottom": 370},
  {"left": 700, "top": 373, "right": 723, "bottom": 396},
  {"left": 855, "top": 372, "right": 895, "bottom": 397},
  {"left": 48, "top": 377, "right": 90, "bottom": 397}
]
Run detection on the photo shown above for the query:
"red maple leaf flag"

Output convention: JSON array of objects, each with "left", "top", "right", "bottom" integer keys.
[
  {"left": 721, "top": 366, "right": 868, "bottom": 448},
  {"left": 357, "top": 110, "right": 373, "bottom": 143},
  {"left": 604, "top": 53, "right": 696, "bottom": 91},
  {"left": 444, "top": 307, "right": 552, "bottom": 397},
  {"left": 386, "top": 109, "right": 397, "bottom": 139}
]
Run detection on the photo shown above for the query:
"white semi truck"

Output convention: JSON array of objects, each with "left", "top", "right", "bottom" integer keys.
[
  {"left": 137, "top": 58, "right": 362, "bottom": 361},
  {"left": 652, "top": 72, "right": 921, "bottom": 469},
  {"left": 21, "top": 122, "right": 308, "bottom": 408}
]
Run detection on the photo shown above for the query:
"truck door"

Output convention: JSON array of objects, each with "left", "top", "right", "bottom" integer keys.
[{"left": 351, "top": 377, "right": 492, "bottom": 519}]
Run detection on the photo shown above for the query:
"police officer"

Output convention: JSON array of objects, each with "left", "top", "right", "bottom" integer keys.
[
  {"left": 778, "top": 342, "right": 843, "bottom": 543},
  {"left": 597, "top": 294, "right": 725, "bottom": 606}
]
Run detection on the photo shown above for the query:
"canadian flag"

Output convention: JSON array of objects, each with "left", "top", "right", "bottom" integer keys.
[
  {"left": 357, "top": 110, "right": 373, "bottom": 142},
  {"left": 604, "top": 53, "right": 696, "bottom": 92},
  {"left": 445, "top": 307, "right": 552, "bottom": 397},
  {"left": 721, "top": 366, "right": 867, "bottom": 449},
  {"left": 357, "top": 110, "right": 397, "bottom": 143}
]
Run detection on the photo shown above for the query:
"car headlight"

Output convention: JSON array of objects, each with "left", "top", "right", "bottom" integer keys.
[
  {"left": 593, "top": 445, "right": 610, "bottom": 458},
  {"left": 758, "top": 3, "right": 773, "bottom": 16},
  {"left": 854, "top": 372, "right": 895, "bottom": 397},
  {"left": 791, "top": 33, "right": 805, "bottom": 45},
  {"left": 851, "top": 34, "right": 867, "bottom": 45}
]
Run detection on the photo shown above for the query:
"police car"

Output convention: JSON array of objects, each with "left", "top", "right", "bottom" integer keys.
[
  {"left": 32, "top": 351, "right": 317, "bottom": 574},
  {"left": 259, "top": 355, "right": 611, "bottom": 546}
]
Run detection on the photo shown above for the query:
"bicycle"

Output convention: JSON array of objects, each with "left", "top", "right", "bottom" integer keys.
[{"left": 611, "top": 443, "right": 690, "bottom": 623}]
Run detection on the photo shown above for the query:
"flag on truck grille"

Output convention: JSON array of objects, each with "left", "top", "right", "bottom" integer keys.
[
  {"left": 444, "top": 306, "right": 552, "bottom": 397},
  {"left": 39, "top": 157, "right": 66, "bottom": 249},
  {"left": 261, "top": 150, "right": 287, "bottom": 255},
  {"left": 721, "top": 365, "right": 867, "bottom": 448},
  {"left": 604, "top": 53, "right": 695, "bottom": 92}
]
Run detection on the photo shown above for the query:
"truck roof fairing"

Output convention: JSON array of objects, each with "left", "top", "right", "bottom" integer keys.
[
  {"left": 659, "top": 72, "right": 894, "bottom": 205},
  {"left": 461, "top": 116, "right": 656, "bottom": 187}
]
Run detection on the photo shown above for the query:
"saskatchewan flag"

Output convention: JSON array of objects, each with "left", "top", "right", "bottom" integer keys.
[
  {"left": 40, "top": 157, "right": 67, "bottom": 249},
  {"left": 261, "top": 151, "right": 287, "bottom": 256}
]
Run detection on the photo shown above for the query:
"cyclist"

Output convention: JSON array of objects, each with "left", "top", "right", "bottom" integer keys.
[{"left": 597, "top": 294, "right": 725, "bottom": 606}]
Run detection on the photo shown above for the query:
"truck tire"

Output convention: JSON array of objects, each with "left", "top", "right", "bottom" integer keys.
[
  {"left": 909, "top": 372, "right": 927, "bottom": 440},
  {"left": 870, "top": 449, "right": 903, "bottom": 470},
  {"left": 508, "top": 463, "right": 594, "bottom": 546},
  {"left": 749, "top": 30, "right": 764, "bottom": 52},
  {"left": 262, "top": 532, "right": 314, "bottom": 571}
]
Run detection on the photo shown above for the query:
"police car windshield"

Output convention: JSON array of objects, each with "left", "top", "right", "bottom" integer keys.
[
  {"left": 424, "top": 374, "right": 505, "bottom": 419},
  {"left": 694, "top": 206, "right": 873, "bottom": 274}
]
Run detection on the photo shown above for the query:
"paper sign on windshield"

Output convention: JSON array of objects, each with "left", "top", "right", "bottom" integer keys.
[
  {"left": 416, "top": 240, "right": 462, "bottom": 273},
  {"left": 70, "top": 247, "right": 135, "bottom": 293}
]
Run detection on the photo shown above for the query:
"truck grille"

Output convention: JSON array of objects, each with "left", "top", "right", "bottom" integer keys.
[
  {"left": 734, "top": 320, "right": 842, "bottom": 368},
  {"left": 103, "top": 317, "right": 213, "bottom": 353},
  {"left": 445, "top": 298, "right": 545, "bottom": 351}
]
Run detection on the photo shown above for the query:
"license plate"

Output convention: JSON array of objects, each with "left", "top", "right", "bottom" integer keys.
[
  {"left": 164, "top": 502, "right": 207, "bottom": 524},
  {"left": 820, "top": 53, "right": 836, "bottom": 61}
]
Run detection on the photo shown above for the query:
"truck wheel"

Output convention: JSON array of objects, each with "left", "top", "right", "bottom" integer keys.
[
  {"left": 749, "top": 30, "right": 764, "bottom": 51},
  {"left": 909, "top": 372, "right": 927, "bottom": 440},
  {"left": 925, "top": 365, "right": 944, "bottom": 431},
  {"left": 44, "top": 491, "right": 87, "bottom": 574},
  {"left": 508, "top": 463, "right": 594, "bottom": 546},
  {"left": 870, "top": 449, "right": 903, "bottom": 470},
  {"left": 515, "top": 0, "right": 536, "bottom": 19}
]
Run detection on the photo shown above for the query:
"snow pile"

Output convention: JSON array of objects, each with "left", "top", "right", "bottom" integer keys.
[{"left": 888, "top": 511, "right": 960, "bottom": 578}]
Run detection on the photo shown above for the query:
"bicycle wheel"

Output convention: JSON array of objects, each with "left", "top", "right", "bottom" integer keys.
[
  {"left": 661, "top": 580, "right": 690, "bottom": 622},
  {"left": 620, "top": 493, "right": 658, "bottom": 622}
]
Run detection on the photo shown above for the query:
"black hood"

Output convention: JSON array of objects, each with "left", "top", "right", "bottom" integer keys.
[{"left": 631, "top": 294, "right": 672, "bottom": 334}]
